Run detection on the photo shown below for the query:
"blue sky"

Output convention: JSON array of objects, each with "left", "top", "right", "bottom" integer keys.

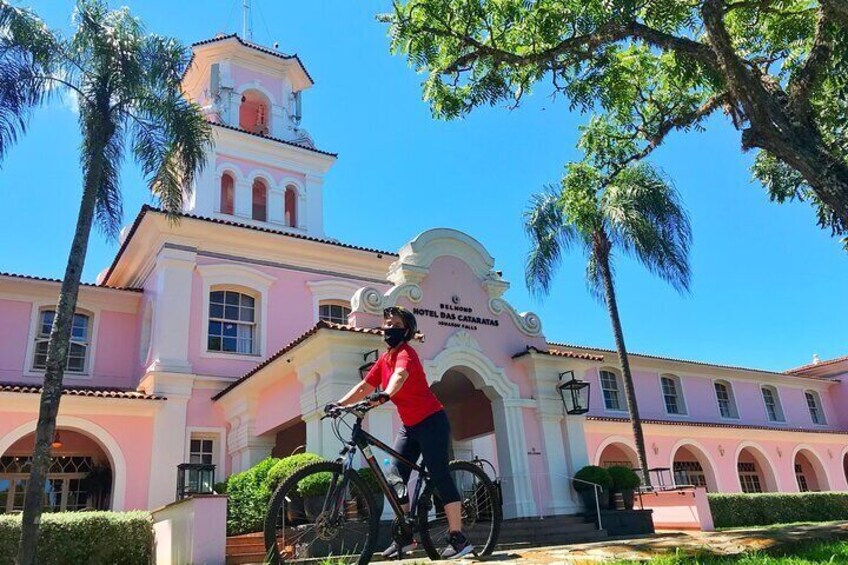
[{"left": 2, "top": 0, "right": 845, "bottom": 372}]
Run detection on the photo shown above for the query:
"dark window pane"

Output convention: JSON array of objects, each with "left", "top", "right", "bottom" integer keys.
[
  {"left": 208, "top": 336, "right": 221, "bottom": 351},
  {"left": 240, "top": 295, "right": 254, "bottom": 308},
  {"left": 210, "top": 303, "right": 224, "bottom": 318},
  {"left": 240, "top": 307, "right": 254, "bottom": 322},
  {"left": 222, "top": 337, "right": 237, "bottom": 352},
  {"left": 209, "top": 321, "right": 222, "bottom": 336},
  {"left": 224, "top": 305, "right": 239, "bottom": 320},
  {"left": 210, "top": 291, "right": 224, "bottom": 303},
  {"left": 223, "top": 323, "right": 238, "bottom": 337},
  {"left": 225, "top": 292, "right": 240, "bottom": 306}
]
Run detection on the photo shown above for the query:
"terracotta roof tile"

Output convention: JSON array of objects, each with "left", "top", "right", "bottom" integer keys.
[
  {"left": 512, "top": 345, "right": 604, "bottom": 362},
  {"left": 0, "top": 272, "right": 142, "bottom": 293},
  {"left": 586, "top": 415, "right": 848, "bottom": 435},
  {"left": 212, "top": 321, "right": 384, "bottom": 400},
  {"left": 785, "top": 355, "right": 848, "bottom": 375},
  {"left": 102, "top": 206, "right": 397, "bottom": 285},
  {"left": 210, "top": 122, "right": 336, "bottom": 157},
  {"left": 0, "top": 383, "right": 164, "bottom": 401}
]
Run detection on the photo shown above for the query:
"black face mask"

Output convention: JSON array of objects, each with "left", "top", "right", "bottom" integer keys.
[{"left": 383, "top": 327, "right": 406, "bottom": 348}]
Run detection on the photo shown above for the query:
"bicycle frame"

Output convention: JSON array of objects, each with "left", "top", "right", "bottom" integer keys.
[{"left": 330, "top": 412, "right": 429, "bottom": 534}]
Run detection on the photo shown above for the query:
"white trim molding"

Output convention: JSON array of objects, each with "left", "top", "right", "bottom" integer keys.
[
  {"left": 197, "top": 263, "right": 275, "bottom": 360},
  {"left": 0, "top": 416, "right": 128, "bottom": 510}
]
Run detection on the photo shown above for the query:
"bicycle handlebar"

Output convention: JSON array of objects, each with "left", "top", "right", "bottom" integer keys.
[{"left": 322, "top": 399, "right": 374, "bottom": 420}]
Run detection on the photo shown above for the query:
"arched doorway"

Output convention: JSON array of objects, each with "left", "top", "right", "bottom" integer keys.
[
  {"left": 736, "top": 445, "right": 778, "bottom": 493},
  {"left": 671, "top": 443, "right": 718, "bottom": 492},
  {"left": 843, "top": 451, "right": 848, "bottom": 488},
  {"left": 597, "top": 441, "right": 638, "bottom": 469},
  {"left": 239, "top": 89, "right": 271, "bottom": 135},
  {"left": 0, "top": 429, "right": 112, "bottom": 513},
  {"left": 431, "top": 368, "right": 498, "bottom": 474},
  {"left": 793, "top": 448, "right": 829, "bottom": 492}
]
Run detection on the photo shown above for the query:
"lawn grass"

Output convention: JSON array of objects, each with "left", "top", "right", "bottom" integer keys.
[{"left": 621, "top": 539, "right": 848, "bottom": 564}]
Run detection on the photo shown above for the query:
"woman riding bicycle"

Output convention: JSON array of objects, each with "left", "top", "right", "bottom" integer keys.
[{"left": 332, "top": 306, "right": 474, "bottom": 559}]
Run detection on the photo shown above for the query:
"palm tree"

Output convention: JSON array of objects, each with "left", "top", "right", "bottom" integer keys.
[
  {"left": 0, "top": 2, "right": 212, "bottom": 562},
  {"left": 525, "top": 161, "right": 692, "bottom": 487}
]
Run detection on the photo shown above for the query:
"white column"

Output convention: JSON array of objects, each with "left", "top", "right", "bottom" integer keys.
[
  {"left": 234, "top": 179, "right": 252, "bottom": 219},
  {"left": 491, "top": 399, "right": 537, "bottom": 519},
  {"left": 267, "top": 189, "right": 284, "bottom": 225},
  {"left": 304, "top": 174, "right": 324, "bottom": 236},
  {"left": 537, "top": 406, "right": 582, "bottom": 515},
  {"left": 562, "top": 414, "right": 590, "bottom": 476},
  {"left": 147, "top": 388, "right": 191, "bottom": 508},
  {"left": 147, "top": 247, "right": 195, "bottom": 374},
  {"left": 299, "top": 373, "right": 358, "bottom": 460}
]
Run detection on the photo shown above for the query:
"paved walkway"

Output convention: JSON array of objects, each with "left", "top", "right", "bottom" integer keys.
[{"left": 392, "top": 522, "right": 848, "bottom": 564}]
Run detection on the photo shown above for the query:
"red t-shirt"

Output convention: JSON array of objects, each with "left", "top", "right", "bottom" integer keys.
[{"left": 365, "top": 343, "right": 443, "bottom": 426}]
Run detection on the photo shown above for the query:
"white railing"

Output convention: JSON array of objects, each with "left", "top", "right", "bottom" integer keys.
[{"left": 496, "top": 471, "right": 604, "bottom": 531}]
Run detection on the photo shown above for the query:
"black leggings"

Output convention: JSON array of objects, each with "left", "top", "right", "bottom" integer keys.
[{"left": 388, "top": 409, "right": 461, "bottom": 505}]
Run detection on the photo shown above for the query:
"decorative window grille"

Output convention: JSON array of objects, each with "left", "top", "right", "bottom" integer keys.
[
  {"left": 674, "top": 461, "right": 707, "bottom": 489},
  {"left": 600, "top": 371, "right": 622, "bottom": 411},
  {"left": 738, "top": 462, "right": 763, "bottom": 493},
  {"left": 795, "top": 463, "right": 809, "bottom": 492},
  {"left": 208, "top": 290, "right": 256, "bottom": 354},
  {"left": 33, "top": 310, "right": 89, "bottom": 372}
]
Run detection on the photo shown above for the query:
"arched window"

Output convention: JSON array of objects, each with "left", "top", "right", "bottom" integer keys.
[
  {"left": 714, "top": 380, "right": 739, "bottom": 419},
  {"left": 599, "top": 370, "right": 624, "bottom": 411},
  {"left": 33, "top": 309, "right": 90, "bottom": 373},
  {"left": 318, "top": 300, "right": 351, "bottom": 325},
  {"left": 252, "top": 179, "right": 267, "bottom": 221},
  {"left": 284, "top": 185, "right": 297, "bottom": 227},
  {"left": 239, "top": 90, "right": 271, "bottom": 135},
  {"left": 761, "top": 385, "right": 785, "bottom": 422},
  {"left": 207, "top": 290, "right": 256, "bottom": 354},
  {"left": 220, "top": 173, "right": 234, "bottom": 215},
  {"left": 804, "top": 391, "right": 826, "bottom": 425},
  {"left": 660, "top": 375, "right": 687, "bottom": 415}
]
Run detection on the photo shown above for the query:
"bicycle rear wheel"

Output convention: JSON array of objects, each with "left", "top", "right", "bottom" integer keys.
[
  {"left": 416, "top": 460, "right": 502, "bottom": 560},
  {"left": 264, "top": 461, "right": 379, "bottom": 564}
]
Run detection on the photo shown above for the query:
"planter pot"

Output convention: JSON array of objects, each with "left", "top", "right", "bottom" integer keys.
[
  {"left": 578, "top": 489, "right": 604, "bottom": 514},
  {"left": 621, "top": 489, "right": 635, "bottom": 510}
]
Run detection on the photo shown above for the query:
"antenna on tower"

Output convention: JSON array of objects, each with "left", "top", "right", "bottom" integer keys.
[{"left": 242, "top": 0, "right": 253, "bottom": 41}]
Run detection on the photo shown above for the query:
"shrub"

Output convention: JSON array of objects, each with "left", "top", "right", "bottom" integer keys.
[
  {"left": 0, "top": 511, "right": 152, "bottom": 565},
  {"left": 225, "top": 456, "right": 280, "bottom": 535},
  {"left": 266, "top": 453, "right": 324, "bottom": 491},
  {"left": 298, "top": 471, "right": 334, "bottom": 497},
  {"left": 573, "top": 465, "right": 612, "bottom": 491},
  {"left": 708, "top": 492, "right": 848, "bottom": 528},
  {"left": 607, "top": 466, "right": 641, "bottom": 490},
  {"left": 356, "top": 467, "right": 383, "bottom": 494}
]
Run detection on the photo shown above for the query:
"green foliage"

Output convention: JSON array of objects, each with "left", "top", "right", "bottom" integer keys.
[
  {"left": 383, "top": 0, "right": 848, "bottom": 238},
  {"left": 607, "top": 465, "right": 641, "bottom": 490},
  {"left": 356, "top": 466, "right": 383, "bottom": 493},
  {"left": 615, "top": 539, "right": 848, "bottom": 564},
  {"left": 225, "top": 456, "right": 280, "bottom": 535},
  {"left": 213, "top": 481, "right": 227, "bottom": 494},
  {"left": 0, "top": 511, "right": 152, "bottom": 565},
  {"left": 266, "top": 452, "right": 324, "bottom": 491},
  {"left": 298, "top": 471, "right": 334, "bottom": 497},
  {"left": 573, "top": 465, "right": 613, "bottom": 491},
  {"left": 708, "top": 492, "right": 848, "bottom": 529}
]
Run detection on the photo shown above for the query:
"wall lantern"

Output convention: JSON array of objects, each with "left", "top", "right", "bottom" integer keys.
[
  {"left": 176, "top": 463, "right": 216, "bottom": 500},
  {"left": 51, "top": 431, "right": 63, "bottom": 449},
  {"left": 359, "top": 349, "right": 379, "bottom": 381},
  {"left": 557, "top": 371, "right": 590, "bottom": 415}
]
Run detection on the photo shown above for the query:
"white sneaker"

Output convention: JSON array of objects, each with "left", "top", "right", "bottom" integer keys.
[{"left": 440, "top": 531, "right": 475, "bottom": 559}]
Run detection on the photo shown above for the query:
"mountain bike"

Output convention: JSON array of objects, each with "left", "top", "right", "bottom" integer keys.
[{"left": 264, "top": 400, "right": 502, "bottom": 564}]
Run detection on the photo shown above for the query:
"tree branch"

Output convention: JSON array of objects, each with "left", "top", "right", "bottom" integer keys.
[{"left": 788, "top": 6, "right": 834, "bottom": 118}]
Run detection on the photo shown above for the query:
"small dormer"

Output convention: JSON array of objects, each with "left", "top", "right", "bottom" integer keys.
[{"left": 181, "top": 34, "right": 336, "bottom": 238}]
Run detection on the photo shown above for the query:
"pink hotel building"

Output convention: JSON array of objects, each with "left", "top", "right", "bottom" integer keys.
[{"left": 1, "top": 34, "right": 847, "bottom": 520}]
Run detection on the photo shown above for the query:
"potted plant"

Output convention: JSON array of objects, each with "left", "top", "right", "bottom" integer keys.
[
  {"left": 298, "top": 471, "right": 334, "bottom": 520},
  {"left": 572, "top": 465, "right": 612, "bottom": 513},
  {"left": 607, "top": 466, "right": 641, "bottom": 510}
]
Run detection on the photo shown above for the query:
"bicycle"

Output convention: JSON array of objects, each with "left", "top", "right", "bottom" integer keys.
[{"left": 263, "top": 400, "right": 502, "bottom": 564}]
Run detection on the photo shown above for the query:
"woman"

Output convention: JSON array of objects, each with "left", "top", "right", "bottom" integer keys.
[{"left": 332, "top": 306, "right": 473, "bottom": 559}]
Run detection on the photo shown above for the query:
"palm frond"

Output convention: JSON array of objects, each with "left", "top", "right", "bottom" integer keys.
[
  {"left": 0, "top": 1, "right": 61, "bottom": 162},
  {"left": 603, "top": 162, "right": 693, "bottom": 294},
  {"left": 523, "top": 186, "right": 579, "bottom": 297}
]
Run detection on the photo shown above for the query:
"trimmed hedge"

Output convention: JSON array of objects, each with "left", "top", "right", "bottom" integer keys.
[
  {"left": 225, "top": 456, "right": 280, "bottom": 535},
  {"left": 0, "top": 511, "right": 152, "bottom": 565},
  {"left": 708, "top": 492, "right": 848, "bottom": 528}
]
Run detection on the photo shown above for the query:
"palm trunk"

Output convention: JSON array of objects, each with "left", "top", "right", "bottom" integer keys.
[
  {"left": 16, "top": 134, "right": 107, "bottom": 565},
  {"left": 594, "top": 234, "right": 652, "bottom": 488}
]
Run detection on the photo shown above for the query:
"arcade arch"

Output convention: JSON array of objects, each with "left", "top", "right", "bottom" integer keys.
[
  {"left": 735, "top": 443, "right": 778, "bottom": 493},
  {"left": 670, "top": 441, "right": 719, "bottom": 492},
  {"left": 792, "top": 446, "right": 830, "bottom": 492}
]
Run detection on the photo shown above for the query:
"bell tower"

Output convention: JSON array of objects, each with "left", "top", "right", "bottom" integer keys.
[{"left": 181, "top": 34, "right": 336, "bottom": 237}]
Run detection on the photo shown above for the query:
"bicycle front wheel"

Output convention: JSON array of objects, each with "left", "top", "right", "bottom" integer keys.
[
  {"left": 264, "top": 461, "right": 379, "bottom": 565},
  {"left": 416, "top": 460, "right": 502, "bottom": 560}
]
